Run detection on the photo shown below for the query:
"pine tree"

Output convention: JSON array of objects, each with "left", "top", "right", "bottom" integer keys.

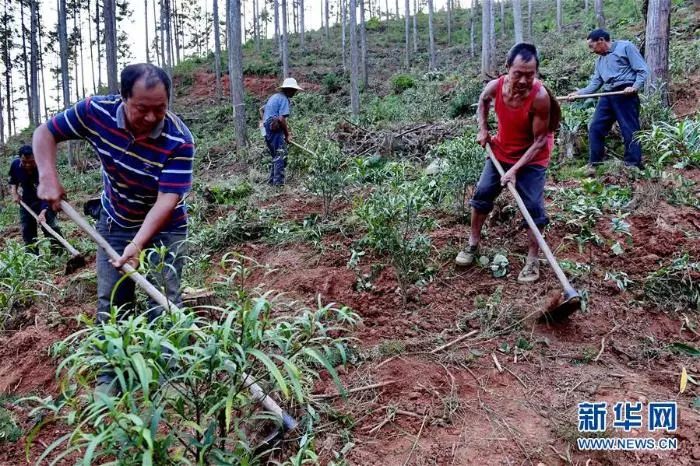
[
  {"left": 349, "top": 0, "right": 359, "bottom": 115},
  {"left": 427, "top": 0, "right": 436, "bottom": 70},
  {"left": 213, "top": 0, "right": 222, "bottom": 100},
  {"left": 104, "top": 0, "right": 118, "bottom": 92},
  {"left": 645, "top": 0, "right": 670, "bottom": 104},
  {"left": 513, "top": 0, "right": 523, "bottom": 43},
  {"left": 229, "top": 0, "right": 247, "bottom": 149}
]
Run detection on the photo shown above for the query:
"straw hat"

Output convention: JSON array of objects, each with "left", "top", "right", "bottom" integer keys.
[{"left": 279, "top": 77, "right": 304, "bottom": 91}]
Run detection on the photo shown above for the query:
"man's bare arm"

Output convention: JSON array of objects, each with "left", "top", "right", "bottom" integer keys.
[
  {"left": 477, "top": 79, "right": 499, "bottom": 146},
  {"left": 33, "top": 123, "right": 65, "bottom": 211}
]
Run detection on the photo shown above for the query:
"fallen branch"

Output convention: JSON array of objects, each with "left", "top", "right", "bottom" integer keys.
[
  {"left": 593, "top": 337, "right": 605, "bottom": 362},
  {"left": 491, "top": 353, "right": 504, "bottom": 373},
  {"left": 431, "top": 330, "right": 479, "bottom": 354},
  {"left": 403, "top": 414, "right": 429, "bottom": 466},
  {"left": 313, "top": 380, "right": 397, "bottom": 400},
  {"left": 504, "top": 367, "right": 528, "bottom": 389}
]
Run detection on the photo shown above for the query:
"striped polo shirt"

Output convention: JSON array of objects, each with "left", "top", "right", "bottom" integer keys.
[{"left": 47, "top": 95, "right": 195, "bottom": 230}]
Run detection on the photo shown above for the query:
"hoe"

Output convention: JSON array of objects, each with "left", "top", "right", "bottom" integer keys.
[{"left": 486, "top": 144, "right": 582, "bottom": 321}]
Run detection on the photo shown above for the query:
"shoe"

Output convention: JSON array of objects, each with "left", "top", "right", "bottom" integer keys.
[
  {"left": 455, "top": 245, "right": 478, "bottom": 266},
  {"left": 585, "top": 164, "right": 597, "bottom": 177},
  {"left": 517, "top": 258, "right": 540, "bottom": 283}
]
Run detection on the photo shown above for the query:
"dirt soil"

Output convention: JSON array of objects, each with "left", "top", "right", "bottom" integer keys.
[{"left": 4, "top": 167, "right": 699, "bottom": 465}]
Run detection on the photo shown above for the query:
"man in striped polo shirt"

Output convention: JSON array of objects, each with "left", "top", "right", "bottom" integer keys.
[{"left": 33, "top": 64, "right": 194, "bottom": 344}]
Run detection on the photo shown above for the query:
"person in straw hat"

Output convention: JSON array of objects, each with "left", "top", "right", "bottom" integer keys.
[{"left": 260, "top": 77, "right": 303, "bottom": 186}]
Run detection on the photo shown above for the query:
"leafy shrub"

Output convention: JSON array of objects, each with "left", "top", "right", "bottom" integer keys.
[
  {"left": 361, "top": 95, "right": 407, "bottom": 125},
  {"left": 242, "top": 60, "right": 278, "bottom": 76},
  {"left": 428, "top": 135, "right": 484, "bottom": 217},
  {"left": 189, "top": 207, "right": 275, "bottom": 253},
  {"left": 24, "top": 271, "right": 360, "bottom": 464},
  {"left": 0, "top": 405, "right": 20, "bottom": 444},
  {"left": 355, "top": 175, "right": 436, "bottom": 304},
  {"left": 0, "top": 241, "right": 52, "bottom": 327},
  {"left": 644, "top": 254, "right": 700, "bottom": 311},
  {"left": 391, "top": 74, "right": 416, "bottom": 94},
  {"left": 203, "top": 181, "right": 253, "bottom": 205},
  {"left": 293, "top": 92, "right": 329, "bottom": 117},
  {"left": 322, "top": 72, "right": 343, "bottom": 93},
  {"left": 365, "top": 16, "right": 383, "bottom": 31},
  {"left": 635, "top": 118, "right": 700, "bottom": 168},
  {"left": 557, "top": 103, "right": 595, "bottom": 159},
  {"left": 639, "top": 88, "right": 675, "bottom": 129},
  {"left": 302, "top": 133, "right": 350, "bottom": 218},
  {"left": 448, "top": 82, "right": 482, "bottom": 118}
]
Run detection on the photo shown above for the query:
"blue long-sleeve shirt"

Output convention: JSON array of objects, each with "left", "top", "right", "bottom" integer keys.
[{"left": 579, "top": 40, "right": 649, "bottom": 94}]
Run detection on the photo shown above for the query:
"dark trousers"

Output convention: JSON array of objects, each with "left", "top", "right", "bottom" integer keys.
[
  {"left": 470, "top": 159, "right": 549, "bottom": 227},
  {"left": 19, "top": 201, "right": 62, "bottom": 253},
  {"left": 588, "top": 93, "right": 642, "bottom": 167},
  {"left": 95, "top": 209, "right": 187, "bottom": 324},
  {"left": 95, "top": 209, "right": 186, "bottom": 384},
  {"left": 264, "top": 120, "right": 288, "bottom": 185}
]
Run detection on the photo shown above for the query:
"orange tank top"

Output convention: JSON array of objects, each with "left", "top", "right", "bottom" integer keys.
[{"left": 490, "top": 76, "right": 554, "bottom": 167}]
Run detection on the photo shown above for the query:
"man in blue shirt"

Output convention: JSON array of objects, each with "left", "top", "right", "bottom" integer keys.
[
  {"left": 568, "top": 29, "right": 649, "bottom": 169},
  {"left": 8, "top": 145, "right": 63, "bottom": 253},
  {"left": 261, "top": 78, "right": 303, "bottom": 185}
]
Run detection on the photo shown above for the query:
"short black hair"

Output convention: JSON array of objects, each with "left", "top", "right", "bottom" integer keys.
[
  {"left": 506, "top": 43, "right": 540, "bottom": 69},
  {"left": 120, "top": 63, "right": 172, "bottom": 101},
  {"left": 587, "top": 29, "right": 610, "bottom": 41},
  {"left": 19, "top": 145, "right": 33, "bottom": 158}
]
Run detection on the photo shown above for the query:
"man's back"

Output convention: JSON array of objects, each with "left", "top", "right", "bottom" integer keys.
[{"left": 263, "top": 92, "right": 291, "bottom": 123}]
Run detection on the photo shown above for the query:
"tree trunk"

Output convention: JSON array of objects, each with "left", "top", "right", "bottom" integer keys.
[
  {"left": 595, "top": 0, "right": 605, "bottom": 28},
  {"left": 325, "top": 0, "right": 330, "bottom": 37},
  {"left": 253, "top": 0, "right": 260, "bottom": 52},
  {"left": 349, "top": 0, "right": 360, "bottom": 115},
  {"left": 77, "top": 3, "right": 86, "bottom": 99},
  {"left": 104, "top": 0, "right": 118, "bottom": 92},
  {"left": 159, "top": 0, "right": 166, "bottom": 67},
  {"left": 300, "top": 0, "right": 305, "bottom": 51},
  {"left": 145, "top": 0, "right": 150, "bottom": 63},
  {"left": 500, "top": 0, "right": 505, "bottom": 38},
  {"left": 447, "top": 0, "right": 452, "bottom": 45},
  {"left": 30, "top": 0, "right": 40, "bottom": 125},
  {"left": 88, "top": 0, "right": 97, "bottom": 93},
  {"left": 274, "top": 0, "right": 281, "bottom": 56},
  {"left": 481, "top": 0, "right": 492, "bottom": 77},
  {"left": 489, "top": 0, "right": 495, "bottom": 71},
  {"left": 73, "top": 2, "right": 80, "bottom": 100},
  {"left": 59, "top": 0, "right": 71, "bottom": 105},
  {"left": 38, "top": 15, "right": 49, "bottom": 118},
  {"left": 281, "top": 0, "right": 289, "bottom": 77},
  {"left": 427, "top": 0, "right": 435, "bottom": 70},
  {"left": 469, "top": 0, "right": 475, "bottom": 57},
  {"left": 173, "top": 0, "right": 181, "bottom": 65},
  {"left": 229, "top": 0, "right": 247, "bottom": 149},
  {"left": 556, "top": 0, "right": 562, "bottom": 32},
  {"left": 359, "top": 0, "right": 367, "bottom": 87},
  {"left": 21, "top": 0, "right": 33, "bottom": 124},
  {"left": 213, "top": 0, "right": 222, "bottom": 101},
  {"left": 3, "top": 0, "right": 13, "bottom": 136},
  {"left": 342, "top": 0, "right": 347, "bottom": 70},
  {"left": 645, "top": 0, "right": 670, "bottom": 104},
  {"left": 385, "top": 0, "right": 389, "bottom": 21},
  {"left": 513, "top": 0, "right": 522, "bottom": 43},
  {"left": 527, "top": 0, "right": 532, "bottom": 39},
  {"left": 395, "top": 0, "right": 399, "bottom": 18},
  {"left": 0, "top": 76, "right": 3, "bottom": 143},
  {"left": 404, "top": 0, "right": 410, "bottom": 67},
  {"left": 412, "top": 0, "right": 417, "bottom": 52},
  {"left": 96, "top": 0, "right": 103, "bottom": 89}
]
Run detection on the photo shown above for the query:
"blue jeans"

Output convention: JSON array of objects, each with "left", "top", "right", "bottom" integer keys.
[
  {"left": 95, "top": 209, "right": 187, "bottom": 324},
  {"left": 264, "top": 119, "right": 288, "bottom": 185},
  {"left": 470, "top": 159, "right": 549, "bottom": 227},
  {"left": 588, "top": 93, "right": 642, "bottom": 167},
  {"left": 19, "top": 201, "right": 62, "bottom": 253}
]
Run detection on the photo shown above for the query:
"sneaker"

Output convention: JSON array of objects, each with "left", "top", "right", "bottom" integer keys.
[
  {"left": 517, "top": 258, "right": 540, "bottom": 283},
  {"left": 455, "top": 245, "right": 478, "bottom": 266}
]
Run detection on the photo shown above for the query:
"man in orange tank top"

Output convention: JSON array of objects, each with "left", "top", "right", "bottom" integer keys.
[{"left": 455, "top": 43, "right": 559, "bottom": 284}]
